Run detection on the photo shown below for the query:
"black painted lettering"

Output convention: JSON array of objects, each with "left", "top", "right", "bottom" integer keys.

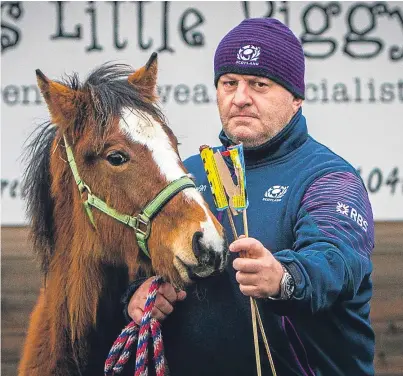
[
  {"left": 397, "top": 80, "right": 403, "bottom": 101},
  {"left": 389, "top": 45, "right": 403, "bottom": 61},
  {"left": 368, "top": 79, "right": 376, "bottom": 103},
  {"left": 354, "top": 77, "right": 362, "bottom": 103},
  {"left": 137, "top": 2, "right": 152, "bottom": 50},
  {"left": 192, "top": 84, "right": 209, "bottom": 104},
  {"left": 180, "top": 8, "right": 205, "bottom": 47},
  {"left": 386, "top": 167, "right": 399, "bottom": 194},
  {"left": 1, "top": 2, "right": 23, "bottom": 53},
  {"left": 278, "top": 2, "right": 290, "bottom": 26},
  {"left": 10, "top": 180, "right": 18, "bottom": 198},
  {"left": 157, "top": 85, "right": 173, "bottom": 104},
  {"left": 157, "top": 1, "right": 174, "bottom": 53},
  {"left": 22, "top": 85, "right": 42, "bottom": 105},
  {"left": 301, "top": 3, "right": 340, "bottom": 59},
  {"left": 1, "top": 180, "right": 9, "bottom": 195},
  {"left": 344, "top": 3, "right": 383, "bottom": 59},
  {"left": 305, "top": 83, "right": 318, "bottom": 102},
  {"left": 320, "top": 79, "right": 329, "bottom": 103},
  {"left": 3, "top": 85, "right": 19, "bottom": 105},
  {"left": 332, "top": 83, "right": 350, "bottom": 103},
  {"left": 50, "top": 1, "right": 81, "bottom": 40},
  {"left": 111, "top": 1, "right": 127, "bottom": 50},
  {"left": 85, "top": 1, "right": 103, "bottom": 52},
  {"left": 174, "top": 84, "right": 190, "bottom": 104},
  {"left": 368, "top": 168, "right": 383, "bottom": 193},
  {"left": 242, "top": 1, "right": 275, "bottom": 19},
  {"left": 380, "top": 83, "right": 395, "bottom": 103}
]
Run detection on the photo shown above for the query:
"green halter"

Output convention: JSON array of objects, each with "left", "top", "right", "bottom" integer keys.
[{"left": 63, "top": 134, "right": 196, "bottom": 258}]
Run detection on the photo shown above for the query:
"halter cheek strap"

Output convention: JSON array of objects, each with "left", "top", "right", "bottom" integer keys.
[{"left": 63, "top": 135, "right": 195, "bottom": 258}]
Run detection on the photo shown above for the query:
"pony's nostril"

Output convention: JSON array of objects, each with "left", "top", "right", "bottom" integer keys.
[{"left": 192, "top": 231, "right": 204, "bottom": 259}]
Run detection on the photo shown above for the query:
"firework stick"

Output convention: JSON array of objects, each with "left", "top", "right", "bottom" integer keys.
[
  {"left": 230, "top": 149, "right": 261, "bottom": 376},
  {"left": 227, "top": 211, "right": 261, "bottom": 376},
  {"left": 200, "top": 144, "right": 265, "bottom": 376},
  {"left": 229, "top": 149, "right": 277, "bottom": 376},
  {"left": 227, "top": 208, "right": 238, "bottom": 239},
  {"left": 241, "top": 210, "right": 261, "bottom": 376},
  {"left": 253, "top": 299, "right": 277, "bottom": 376}
]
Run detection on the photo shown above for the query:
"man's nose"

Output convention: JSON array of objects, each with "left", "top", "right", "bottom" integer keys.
[{"left": 232, "top": 82, "right": 252, "bottom": 108}]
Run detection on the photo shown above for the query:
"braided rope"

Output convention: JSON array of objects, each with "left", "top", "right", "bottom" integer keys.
[{"left": 104, "top": 277, "right": 165, "bottom": 376}]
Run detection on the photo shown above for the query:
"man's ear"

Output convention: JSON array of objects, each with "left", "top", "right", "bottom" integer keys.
[{"left": 292, "top": 97, "right": 303, "bottom": 112}]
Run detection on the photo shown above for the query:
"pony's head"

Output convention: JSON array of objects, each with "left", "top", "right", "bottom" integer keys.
[{"left": 26, "top": 53, "right": 228, "bottom": 288}]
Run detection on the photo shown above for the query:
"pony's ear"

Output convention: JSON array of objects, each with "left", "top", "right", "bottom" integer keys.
[
  {"left": 128, "top": 52, "right": 158, "bottom": 100},
  {"left": 36, "top": 69, "right": 81, "bottom": 130}
]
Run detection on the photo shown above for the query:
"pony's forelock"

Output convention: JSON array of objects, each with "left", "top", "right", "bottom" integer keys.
[{"left": 65, "top": 62, "right": 167, "bottom": 138}]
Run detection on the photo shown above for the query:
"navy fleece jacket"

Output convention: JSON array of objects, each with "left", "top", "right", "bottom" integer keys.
[{"left": 125, "top": 109, "right": 375, "bottom": 376}]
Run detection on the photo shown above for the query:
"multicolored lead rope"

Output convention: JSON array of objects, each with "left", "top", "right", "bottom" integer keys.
[{"left": 104, "top": 276, "right": 165, "bottom": 376}]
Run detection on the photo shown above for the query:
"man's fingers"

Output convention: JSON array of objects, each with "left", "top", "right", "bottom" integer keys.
[
  {"left": 239, "top": 284, "right": 257, "bottom": 297},
  {"left": 235, "top": 271, "right": 259, "bottom": 286},
  {"left": 177, "top": 290, "right": 187, "bottom": 301},
  {"left": 155, "top": 295, "right": 174, "bottom": 316},
  {"left": 159, "top": 282, "right": 187, "bottom": 304},
  {"left": 129, "top": 280, "right": 187, "bottom": 324},
  {"left": 151, "top": 306, "right": 167, "bottom": 322},
  {"left": 229, "top": 237, "right": 268, "bottom": 258},
  {"left": 233, "top": 258, "right": 262, "bottom": 273},
  {"left": 131, "top": 307, "right": 144, "bottom": 325},
  {"left": 159, "top": 283, "right": 177, "bottom": 304}
]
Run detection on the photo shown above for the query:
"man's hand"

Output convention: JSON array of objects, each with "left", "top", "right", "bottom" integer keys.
[
  {"left": 128, "top": 277, "right": 187, "bottom": 324},
  {"left": 230, "top": 237, "right": 284, "bottom": 299}
]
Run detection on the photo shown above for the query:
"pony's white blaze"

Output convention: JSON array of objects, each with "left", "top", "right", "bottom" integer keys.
[
  {"left": 183, "top": 188, "right": 225, "bottom": 253},
  {"left": 119, "top": 107, "right": 184, "bottom": 182},
  {"left": 119, "top": 108, "right": 225, "bottom": 253}
]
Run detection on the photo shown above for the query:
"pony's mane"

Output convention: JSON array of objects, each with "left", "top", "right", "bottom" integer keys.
[
  {"left": 22, "top": 62, "right": 166, "bottom": 276},
  {"left": 22, "top": 123, "right": 56, "bottom": 276}
]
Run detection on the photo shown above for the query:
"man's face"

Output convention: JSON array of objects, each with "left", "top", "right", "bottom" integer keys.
[{"left": 216, "top": 74, "right": 303, "bottom": 148}]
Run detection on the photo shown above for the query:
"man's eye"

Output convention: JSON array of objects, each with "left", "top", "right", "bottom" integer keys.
[
  {"left": 252, "top": 81, "right": 267, "bottom": 88},
  {"left": 223, "top": 81, "right": 237, "bottom": 87}
]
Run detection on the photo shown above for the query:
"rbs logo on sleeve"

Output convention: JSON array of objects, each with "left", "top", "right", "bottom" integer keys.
[{"left": 336, "top": 202, "right": 368, "bottom": 232}]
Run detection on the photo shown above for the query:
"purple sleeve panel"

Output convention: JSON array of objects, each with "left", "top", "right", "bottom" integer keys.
[{"left": 301, "top": 171, "right": 375, "bottom": 259}]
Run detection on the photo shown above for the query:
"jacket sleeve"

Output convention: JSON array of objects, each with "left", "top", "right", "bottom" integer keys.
[{"left": 273, "top": 171, "right": 375, "bottom": 313}]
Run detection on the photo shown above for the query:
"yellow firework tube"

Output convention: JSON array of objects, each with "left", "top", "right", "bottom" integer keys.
[
  {"left": 199, "top": 145, "right": 229, "bottom": 210},
  {"left": 228, "top": 144, "right": 248, "bottom": 211}
]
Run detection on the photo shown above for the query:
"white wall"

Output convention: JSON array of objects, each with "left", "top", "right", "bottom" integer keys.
[{"left": 1, "top": 1, "right": 402, "bottom": 223}]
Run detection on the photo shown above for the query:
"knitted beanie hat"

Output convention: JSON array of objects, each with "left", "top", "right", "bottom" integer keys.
[{"left": 214, "top": 18, "right": 305, "bottom": 99}]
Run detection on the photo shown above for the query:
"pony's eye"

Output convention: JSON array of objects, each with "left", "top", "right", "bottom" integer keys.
[{"left": 106, "top": 151, "right": 128, "bottom": 166}]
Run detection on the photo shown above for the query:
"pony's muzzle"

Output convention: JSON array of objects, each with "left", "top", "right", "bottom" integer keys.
[{"left": 190, "top": 231, "right": 229, "bottom": 279}]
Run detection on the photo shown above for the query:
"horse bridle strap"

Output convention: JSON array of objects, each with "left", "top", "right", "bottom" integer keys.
[{"left": 63, "top": 135, "right": 196, "bottom": 258}]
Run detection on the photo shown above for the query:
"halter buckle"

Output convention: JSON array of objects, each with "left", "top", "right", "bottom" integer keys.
[
  {"left": 79, "top": 183, "right": 92, "bottom": 197},
  {"left": 135, "top": 213, "right": 151, "bottom": 239}
]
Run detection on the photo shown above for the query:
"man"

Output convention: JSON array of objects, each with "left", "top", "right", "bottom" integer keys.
[{"left": 124, "top": 18, "right": 375, "bottom": 375}]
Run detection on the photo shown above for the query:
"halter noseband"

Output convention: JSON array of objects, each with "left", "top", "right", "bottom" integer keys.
[{"left": 63, "top": 134, "right": 196, "bottom": 258}]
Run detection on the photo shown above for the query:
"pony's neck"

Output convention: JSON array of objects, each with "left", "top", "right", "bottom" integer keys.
[{"left": 45, "top": 237, "right": 130, "bottom": 373}]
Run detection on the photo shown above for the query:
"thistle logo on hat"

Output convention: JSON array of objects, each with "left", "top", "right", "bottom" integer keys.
[{"left": 236, "top": 45, "right": 261, "bottom": 66}]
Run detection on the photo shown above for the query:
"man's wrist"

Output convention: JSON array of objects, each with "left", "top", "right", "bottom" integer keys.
[
  {"left": 121, "top": 276, "right": 149, "bottom": 323},
  {"left": 268, "top": 263, "right": 295, "bottom": 301}
]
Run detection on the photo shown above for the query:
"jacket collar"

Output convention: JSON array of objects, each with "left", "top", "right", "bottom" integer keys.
[{"left": 218, "top": 108, "right": 307, "bottom": 167}]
